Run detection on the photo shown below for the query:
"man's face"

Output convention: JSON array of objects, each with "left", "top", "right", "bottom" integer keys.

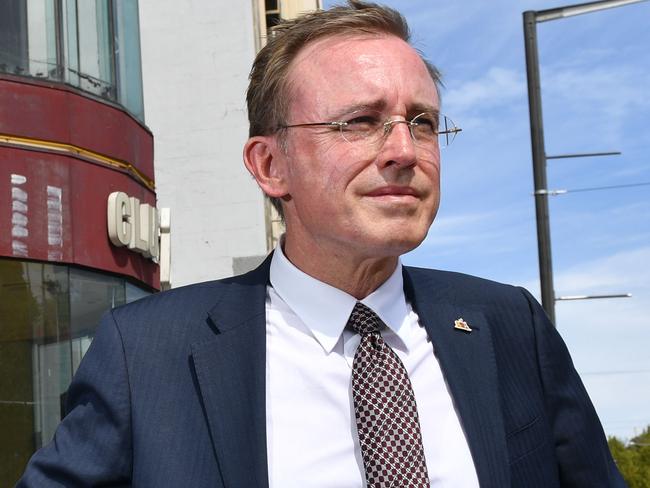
[{"left": 278, "top": 34, "right": 441, "bottom": 261}]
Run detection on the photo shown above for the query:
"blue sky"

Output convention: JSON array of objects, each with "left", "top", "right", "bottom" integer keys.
[{"left": 324, "top": 0, "right": 650, "bottom": 440}]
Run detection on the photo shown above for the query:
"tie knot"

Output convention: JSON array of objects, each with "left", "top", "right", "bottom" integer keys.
[{"left": 347, "top": 302, "right": 382, "bottom": 336}]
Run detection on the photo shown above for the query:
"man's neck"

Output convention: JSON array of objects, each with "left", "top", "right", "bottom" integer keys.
[{"left": 281, "top": 238, "right": 398, "bottom": 300}]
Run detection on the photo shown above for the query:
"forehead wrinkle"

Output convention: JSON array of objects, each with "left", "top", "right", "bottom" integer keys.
[
  {"left": 326, "top": 100, "right": 386, "bottom": 119},
  {"left": 287, "top": 33, "right": 386, "bottom": 92},
  {"left": 286, "top": 33, "right": 438, "bottom": 122},
  {"left": 285, "top": 47, "right": 349, "bottom": 123},
  {"left": 287, "top": 34, "right": 396, "bottom": 85}
]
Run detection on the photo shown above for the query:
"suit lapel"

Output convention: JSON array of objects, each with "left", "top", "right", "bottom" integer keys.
[
  {"left": 404, "top": 268, "right": 510, "bottom": 488},
  {"left": 190, "top": 257, "right": 271, "bottom": 488},
  {"left": 189, "top": 260, "right": 511, "bottom": 487}
]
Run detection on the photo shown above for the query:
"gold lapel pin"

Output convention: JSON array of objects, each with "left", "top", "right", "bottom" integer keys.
[{"left": 454, "top": 318, "right": 472, "bottom": 333}]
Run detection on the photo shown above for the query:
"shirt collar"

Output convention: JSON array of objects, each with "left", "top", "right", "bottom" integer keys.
[{"left": 269, "top": 244, "right": 412, "bottom": 354}]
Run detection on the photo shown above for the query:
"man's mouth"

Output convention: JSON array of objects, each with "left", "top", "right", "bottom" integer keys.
[{"left": 365, "top": 186, "right": 420, "bottom": 198}]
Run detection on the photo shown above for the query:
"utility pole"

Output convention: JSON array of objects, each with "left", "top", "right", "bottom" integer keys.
[
  {"left": 523, "top": 10, "right": 555, "bottom": 323},
  {"left": 522, "top": 0, "right": 647, "bottom": 325}
]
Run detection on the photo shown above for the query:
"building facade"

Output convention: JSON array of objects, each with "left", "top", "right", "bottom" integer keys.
[
  {"left": 1, "top": 0, "right": 319, "bottom": 483},
  {"left": 0, "top": 0, "right": 159, "bottom": 483},
  {"left": 139, "top": 0, "right": 320, "bottom": 286}
]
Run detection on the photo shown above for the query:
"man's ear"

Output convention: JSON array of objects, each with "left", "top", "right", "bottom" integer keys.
[{"left": 243, "top": 136, "right": 289, "bottom": 199}]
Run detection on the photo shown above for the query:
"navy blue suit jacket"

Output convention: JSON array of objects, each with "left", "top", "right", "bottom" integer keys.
[{"left": 18, "top": 256, "right": 625, "bottom": 487}]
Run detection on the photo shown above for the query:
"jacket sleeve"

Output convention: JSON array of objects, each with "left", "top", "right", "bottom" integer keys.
[
  {"left": 519, "top": 287, "right": 626, "bottom": 487},
  {"left": 16, "top": 310, "right": 133, "bottom": 487}
]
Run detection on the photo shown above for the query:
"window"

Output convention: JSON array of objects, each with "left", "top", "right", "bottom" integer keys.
[
  {"left": 0, "top": 0, "right": 145, "bottom": 122},
  {"left": 0, "top": 258, "right": 151, "bottom": 483},
  {"left": 265, "top": 0, "right": 281, "bottom": 29},
  {"left": 0, "top": 0, "right": 29, "bottom": 75}
]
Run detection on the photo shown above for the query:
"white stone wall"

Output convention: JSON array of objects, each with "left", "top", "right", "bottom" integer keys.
[{"left": 139, "top": 0, "right": 267, "bottom": 287}]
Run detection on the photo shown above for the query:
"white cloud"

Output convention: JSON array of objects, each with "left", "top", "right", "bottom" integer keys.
[
  {"left": 429, "top": 211, "right": 494, "bottom": 231},
  {"left": 555, "top": 246, "right": 650, "bottom": 294},
  {"left": 419, "top": 211, "right": 499, "bottom": 247},
  {"left": 582, "top": 373, "right": 650, "bottom": 440},
  {"left": 522, "top": 246, "right": 650, "bottom": 439},
  {"left": 544, "top": 64, "right": 650, "bottom": 113},
  {"left": 520, "top": 243, "right": 650, "bottom": 293},
  {"left": 443, "top": 67, "right": 527, "bottom": 117},
  {"left": 542, "top": 62, "right": 650, "bottom": 149}
]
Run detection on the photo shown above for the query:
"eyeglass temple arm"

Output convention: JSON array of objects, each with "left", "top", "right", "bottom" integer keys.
[{"left": 281, "top": 122, "right": 346, "bottom": 129}]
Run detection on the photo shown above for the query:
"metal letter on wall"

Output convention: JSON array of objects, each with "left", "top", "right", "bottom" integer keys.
[
  {"left": 128, "top": 197, "right": 150, "bottom": 255},
  {"left": 107, "top": 191, "right": 166, "bottom": 265},
  {"left": 107, "top": 191, "right": 132, "bottom": 246}
]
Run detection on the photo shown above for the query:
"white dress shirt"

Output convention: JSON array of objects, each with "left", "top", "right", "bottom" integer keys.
[{"left": 266, "top": 246, "right": 480, "bottom": 487}]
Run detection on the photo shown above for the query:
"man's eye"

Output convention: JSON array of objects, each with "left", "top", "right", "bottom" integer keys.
[
  {"left": 345, "top": 116, "right": 379, "bottom": 128},
  {"left": 414, "top": 116, "right": 436, "bottom": 130}
]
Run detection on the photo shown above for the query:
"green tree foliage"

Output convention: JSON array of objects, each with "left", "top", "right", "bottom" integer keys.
[{"left": 608, "top": 426, "right": 650, "bottom": 488}]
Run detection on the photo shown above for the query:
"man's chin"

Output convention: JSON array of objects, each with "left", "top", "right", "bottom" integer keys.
[
  {"left": 370, "top": 215, "right": 434, "bottom": 249},
  {"left": 363, "top": 230, "right": 429, "bottom": 258}
]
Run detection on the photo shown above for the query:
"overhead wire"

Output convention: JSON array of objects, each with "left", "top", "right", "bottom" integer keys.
[{"left": 561, "top": 181, "right": 650, "bottom": 194}]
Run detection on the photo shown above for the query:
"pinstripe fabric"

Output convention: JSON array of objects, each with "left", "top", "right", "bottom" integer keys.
[
  {"left": 404, "top": 266, "right": 625, "bottom": 487},
  {"left": 18, "top": 256, "right": 625, "bottom": 487}
]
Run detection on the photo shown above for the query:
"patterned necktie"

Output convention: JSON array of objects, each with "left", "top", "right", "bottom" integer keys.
[{"left": 348, "top": 302, "right": 430, "bottom": 487}]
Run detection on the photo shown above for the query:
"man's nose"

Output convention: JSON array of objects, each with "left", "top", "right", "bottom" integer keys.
[{"left": 377, "top": 120, "right": 417, "bottom": 168}]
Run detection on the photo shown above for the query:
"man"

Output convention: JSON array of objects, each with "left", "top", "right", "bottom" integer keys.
[{"left": 19, "top": 1, "right": 624, "bottom": 487}]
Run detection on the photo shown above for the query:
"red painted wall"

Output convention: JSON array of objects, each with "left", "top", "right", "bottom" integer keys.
[
  {"left": 0, "top": 76, "right": 153, "bottom": 178},
  {"left": 0, "top": 76, "right": 158, "bottom": 289}
]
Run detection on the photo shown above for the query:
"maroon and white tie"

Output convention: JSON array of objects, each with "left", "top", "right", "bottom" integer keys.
[{"left": 349, "top": 302, "right": 430, "bottom": 487}]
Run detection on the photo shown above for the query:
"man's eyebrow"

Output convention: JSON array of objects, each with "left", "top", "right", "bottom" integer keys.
[
  {"left": 409, "top": 103, "right": 439, "bottom": 115},
  {"left": 329, "top": 100, "right": 387, "bottom": 119},
  {"left": 329, "top": 101, "right": 440, "bottom": 119}
]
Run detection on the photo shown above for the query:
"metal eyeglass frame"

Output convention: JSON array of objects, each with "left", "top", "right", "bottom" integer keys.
[{"left": 279, "top": 112, "right": 462, "bottom": 148}]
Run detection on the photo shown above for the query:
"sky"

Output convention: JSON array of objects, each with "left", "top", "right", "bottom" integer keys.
[{"left": 324, "top": 0, "right": 650, "bottom": 440}]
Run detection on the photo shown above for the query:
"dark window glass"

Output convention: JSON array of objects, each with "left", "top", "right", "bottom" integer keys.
[
  {"left": 0, "top": 260, "right": 70, "bottom": 482},
  {"left": 266, "top": 12, "right": 281, "bottom": 28},
  {"left": 0, "top": 0, "right": 145, "bottom": 122},
  {"left": 113, "top": 0, "right": 145, "bottom": 121},
  {"left": 0, "top": 0, "right": 28, "bottom": 74},
  {"left": 69, "top": 267, "right": 125, "bottom": 362},
  {"left": 0, "top": 258, "right": 150, "bottom": 484}
]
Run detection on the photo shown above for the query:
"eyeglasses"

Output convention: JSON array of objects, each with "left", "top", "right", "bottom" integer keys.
[{"left": 279, "top": 110, "right": 462, "bottom": 149}]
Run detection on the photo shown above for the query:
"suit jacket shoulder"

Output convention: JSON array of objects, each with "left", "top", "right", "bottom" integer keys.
[
  {"left": 17, "top": 255, "right": 272, "bottom": 488},
  {"left": 112, "top": 252, "right": 272, "bottom": 340},
  {"left": 404, "top": 264, "right": 527, "bottom": 305},
  {"left": 403, "top": 264, "right": 625, "bottom": 487}
]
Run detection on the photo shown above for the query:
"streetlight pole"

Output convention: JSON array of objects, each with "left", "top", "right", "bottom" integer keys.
[
  {"left": 522, "top": 0, "right": 648, "bottom": 325},
  {"left": 523, "top": 10, "right": 555, "bottom": 323}
]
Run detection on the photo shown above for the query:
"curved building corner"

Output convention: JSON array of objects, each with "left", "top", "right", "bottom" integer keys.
[{"left": 0, "top": 1, "right": 162, "bottom": 483}]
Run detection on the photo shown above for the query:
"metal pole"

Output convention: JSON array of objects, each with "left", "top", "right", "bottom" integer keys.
[
  {"left": 535, "top": 0, "right": 648, "bottom": 22},
  {"left": 546, "top": 151, "right": 621, "bottom": 159},
  {"left": 556, "top": 293, "right": 632, "bottom": 301},
  {"left": 523, "top": 11, "right": 556, "bottom": 324}
]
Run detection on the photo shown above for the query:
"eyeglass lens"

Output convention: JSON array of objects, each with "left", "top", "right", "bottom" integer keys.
[{"left": 339, "top": 112, "right": 458, "bottom": 148}]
